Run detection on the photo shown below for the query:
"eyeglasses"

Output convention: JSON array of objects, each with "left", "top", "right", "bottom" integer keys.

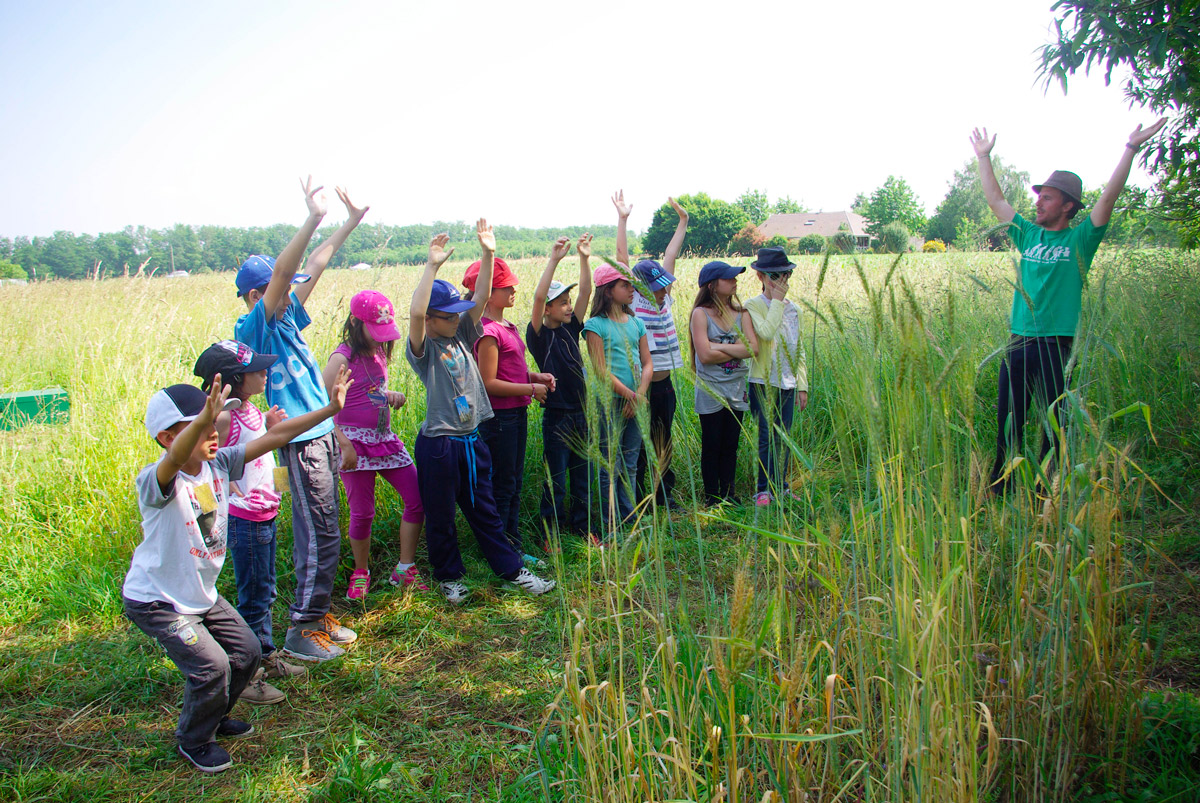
[{"left": 427, "top": 312, "right": 458, "bottom": 321}]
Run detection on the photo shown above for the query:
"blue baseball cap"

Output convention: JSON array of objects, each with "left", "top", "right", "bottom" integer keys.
[
  {"left": 234, "top": 255, "right": 311, "bottom": 297},
  {"left": 632, "top": 259, "right": 676, "bottom": 291},
  {"left": 428, "top": 278, "right": 475, "bottom": 314},
  {"left": 698, "top": 260, "right": 746, "bottom": 286}
]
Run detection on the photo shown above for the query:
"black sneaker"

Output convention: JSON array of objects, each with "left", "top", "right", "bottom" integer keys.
[
  {"left": 216, "top": 717, "right": 254, "bottom": 739},
  {"left": 178, "top": 741, "right": 232, "bottom": 773}
]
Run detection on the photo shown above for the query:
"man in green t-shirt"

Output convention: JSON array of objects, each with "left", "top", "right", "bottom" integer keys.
[{"left": 971, "top": 118, "right": 1167, "bottom": 493}]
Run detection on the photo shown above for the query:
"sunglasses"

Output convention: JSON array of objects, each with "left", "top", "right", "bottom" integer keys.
[{"left": 765, "top": 271, "right": 793, "bottom": 279}]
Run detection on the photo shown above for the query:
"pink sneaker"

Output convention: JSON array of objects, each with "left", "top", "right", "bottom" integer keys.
[
  {"left": 389, "top": 563, "right": 429, "bottom": 591},
  {"left": 346, "top": 569, "right": 370, "bottom": 601},
  {"left": 754, "top": 491, "right": 773, "bottom": 507}
]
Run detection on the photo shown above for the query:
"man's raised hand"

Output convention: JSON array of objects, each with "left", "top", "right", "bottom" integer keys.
[
  {"left": 476, "top": 218, "right": 496, "bottom": 253},
  {"left": 1128, "top": 118, "right": 1168, "bottom": 151},
  {"left": 301, "top": 175, "right": 327, "bottom": 218},
  {"left": 577, "top": 232, "right": 592, "bottom": 259},
  {"left": 611, "top": 189, "right": 632, "bottom": 219},
  {"left": 970, "top": 128, "right": 996, "bottom": 158},
  {"left": 429, "top": 233, "right": 455, "bottom": 271},
  {"left": 335, "top": 187, "right": 368, "bottom": 223}
]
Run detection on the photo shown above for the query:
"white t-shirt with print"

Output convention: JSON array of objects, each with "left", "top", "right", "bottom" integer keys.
[{"left": 122, "top": 445, "right": 246, "bottom": 614}]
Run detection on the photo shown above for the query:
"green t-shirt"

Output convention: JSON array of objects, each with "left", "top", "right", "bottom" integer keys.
[{"left": 1007, "top": 213, "right": 1108, "bottom": 337}]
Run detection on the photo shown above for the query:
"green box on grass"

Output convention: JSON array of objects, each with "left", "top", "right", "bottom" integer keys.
[{"left": 0, "top": 387, "right": 70, "bottom": 430}]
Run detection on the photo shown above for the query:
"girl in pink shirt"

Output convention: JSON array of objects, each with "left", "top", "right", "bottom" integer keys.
[
  {"left": 323, "top": 290, "right": 425, "bottom": 600},
  {"left": 463, "top": 258, "right": 555, "bottom": 563}
]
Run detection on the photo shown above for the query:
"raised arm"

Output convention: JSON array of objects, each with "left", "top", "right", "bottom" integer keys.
[
  {"left": 612, "top": 190, "right": 632, "bottom": 266},
  {"left": 574, "top": 233, "right": 593, "bottom": 321},
  {"left": 530, "top": 236, "right": 571, "bottom": 335},
  {"left": 1091, "top": 118, "right": 1168, "bottom": 227},
  {"left": 155, "top": 380, "right": 231, "bottom": 492},
  {"left": 246, "top": 366, "right": 351, "bottom": 461},
  {"left": 409, "top": 233, "right": 455, "bottom": 357},
  {"left": 662, "top": 197, "right": 689, "bottom": 273},
  {"left": 293, "top": 187, "right": 369, "bottom": 306},
  {"left": 469, "top": 218, "right": 495, "bottom": 325},
  {"left": 262, "top": 176, "right": 327, "bottom": 319},
  {"left": 970, "top": 129, "right": 1015, "bottom": 225}
]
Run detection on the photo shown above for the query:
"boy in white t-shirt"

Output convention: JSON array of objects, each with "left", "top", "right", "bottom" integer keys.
[{"left": 122, "top": 370, "right": 350, "bottom": 773}]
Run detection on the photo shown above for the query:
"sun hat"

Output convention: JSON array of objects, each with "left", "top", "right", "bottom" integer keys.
[
  {"left": 350, "top": 290, "right": 402, "bottom": 342},
  {"left": 1032, "top": 170, "right": 1083, "bottom": 207},
  {"left": 145, "top": 384, "right": 241, "bottom": 437},
  {"left": 462, "top": 257, "right": 518, "bottom": 292},
  {"left": 632, "top": 259, "right": 676, "bottom": 290},
  {"left": 545, "top": 280, "right": 578, "bottom": 303},
  {"left": 234, "top": 254, "right": 311, "bottom": 297},
  {"left": 194, "top": 340, "right": 277, "bottom": 391},
  {"left": 593, "top": 264, "right": 627, "bottom": 287},
  {"left": 428, "top": 278, "right": 476, "bottom": 314},
  {"left": 750, "top": 246, "right": 795, "bottom": 273},
  {"left": 698, "top": 260, "right": 746, "bottom": 286}
]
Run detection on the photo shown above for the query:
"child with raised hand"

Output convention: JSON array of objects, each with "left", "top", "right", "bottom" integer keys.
[
  {"left": 614, "top": 191, "right": 688, "bottom": 510},
  {"left": 690, "top": 261, "right": 758, "bottom": 506},
  {"left": 323, "top": 290, "right": 426, "bottom": 602},
  {"left": 123, "top": 367, "right": 351, "bottom": 774},
  {"left": 233, "top": 179, "right": 365, "bottom": 663},
  {"left": 744, "top": 247, "right": 808, "bottom": 507},
  {"left": 466, "top": 252, "right": 556, "bottom": 564},
  {"left": 407, "top": 221, "right": 557, "bottom": 605},
  {"left": 192, "top": 340, "right": 304, "bottom": 707},
  {"left": 583, "top": 263, "right": 654, "bottom": 530},
  {"left": 527, "top": 233, "right": 594, "bottom": 540}
]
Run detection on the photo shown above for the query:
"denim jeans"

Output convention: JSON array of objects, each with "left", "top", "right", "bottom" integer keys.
[
  {"left": 749, "top": 384, "right": 796, "bottom": 495},
  {"left": 479, "top": 407, "right": 528, "bottom": 550},
  {"left": 540, "top": 408, "right": 592, "bottom": 534},
  {"left": 597, "top": 399, "right": 642, "bottom": 527},
  {"left": 226, "top": 514, "right": 278, "bottom": 656}
]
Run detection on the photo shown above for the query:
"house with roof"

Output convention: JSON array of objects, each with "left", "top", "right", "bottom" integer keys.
[{"left": 759, "top": 211, "right": 871, "bottom": 250}]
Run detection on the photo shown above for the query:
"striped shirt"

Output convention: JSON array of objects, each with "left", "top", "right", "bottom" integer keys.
[{"left": 632, "top": 290, "right": 684, "bottom": 371}]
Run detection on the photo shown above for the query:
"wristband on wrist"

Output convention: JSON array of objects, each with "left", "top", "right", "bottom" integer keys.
[{"left": 1126, "top": 142, "right": 1139, "bottom": 151}]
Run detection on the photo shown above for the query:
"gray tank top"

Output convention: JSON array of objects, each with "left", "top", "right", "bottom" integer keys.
[{"left": 694, "top": 309, "right": 749, "bottom": 414}]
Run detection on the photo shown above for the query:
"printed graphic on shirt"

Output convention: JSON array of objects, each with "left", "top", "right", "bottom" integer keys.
[
  {"left": 186, "top": 478, "right": 226, "bottom": 560},
  {"left": 713, "top": 331, "right": 743, "bottom": 375},
  {"left": 1022, "top": 243, "right": 1074, "bottom": 265}
]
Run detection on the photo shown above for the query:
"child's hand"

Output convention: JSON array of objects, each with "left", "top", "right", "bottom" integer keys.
[
  {"left": 622, "top": 397, "right": 639, "bottom": 419},
  {"left": 668, "top": 196, "right": 688, "bottom": 221},
  {"left": 386, "top": 390, "right": 407, "bottom": 409},
  {"left": 335, "top": 187, "right": 369, "bottom": 223},
  {"left": 429, "top": 233, "right": 455, "bottom": 271},
  {"left": 329, "top": 364, "right": 353, "bottom": 413},
  {"left": 531, "top": 383, "right": 549, "bottom": 403},
  {"left": 797, "top": 390, "right": 809, "bottom": 412},
  {"left": 549, "top": 236, "right": 571, "bottom": 264},
  {"left": 301, "top": 175, "right": 327, "bottom": 218},
  {"left": 265, "top": 405, "right": 288, "bottom": 429},
  {"left": 611, "top": 190, "right": 632, "bottom": 219},
  {"left": 340, "top": 440, "right": 359, "bottom": 472},
  {"left": 768, "top": 274, "right": 789, "bottom": 301},
  {"left": 201, "top": 374, "right": 232, "bottom": 424},
  {"left": 577, "top": 233, "right": 592, "bottom": 259},
  {"left": 532, "top": 372, "right": 556, "bottom": 394},
  {"left": 476, "top": 218, "right": 496, "bottom": 253}
]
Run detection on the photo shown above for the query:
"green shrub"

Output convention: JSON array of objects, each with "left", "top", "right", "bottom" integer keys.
[
  {"left": 829, "top": 231, "right": 857, "bottom": 254},
  {"left": 0, "top": 259, "right": 26, "bottom": 281},
  {"left": 765, "top": 234, "right": 789, "bottom": 251},
  {"left": 796, "top": 234, "right": 825, "bottom": 254},
  {"left": 879, "top": 221, "right": 911, "bottom": 254}
]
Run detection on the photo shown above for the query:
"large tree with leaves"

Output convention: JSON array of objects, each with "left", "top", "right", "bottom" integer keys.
[
  {"left": 858, "top": 176, "right": 927, "bottom": 238},
  {"left": 1041, "top": 0, "right": 1199, "bottom": 245},
  {"left": 926, "top": 157, "right": 1034, "bottom": 248},
  {"left": 642, "top": 193, "right": 749, "bottom": 257}
]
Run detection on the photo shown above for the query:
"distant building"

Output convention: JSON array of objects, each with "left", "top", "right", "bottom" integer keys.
[
  {"left": 166, "top": 270, "right": 189, "bottom": 278},
  {"left": 759, "top": 211, "right": 871, "bottom": 250}
]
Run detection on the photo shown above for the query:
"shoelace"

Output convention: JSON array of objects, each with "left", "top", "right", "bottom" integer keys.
[
  {"left": 300, "top": 629, "right": 337, "bottom": 651},
  {"left": 349, "top": 576, "right": 369, "bottom": 591},
  {"left": 322, "top": 613, "right": 343, "bottom": 634}
]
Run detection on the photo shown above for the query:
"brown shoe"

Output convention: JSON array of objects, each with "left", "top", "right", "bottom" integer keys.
[
  {"left": 240, "top": 668, "right": 285, "bottom": 705},
  {"left": 262, "top": 651, "right": 306, "bottom": 678}
]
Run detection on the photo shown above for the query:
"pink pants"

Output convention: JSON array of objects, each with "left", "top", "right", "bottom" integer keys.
[{"left": 341, "top": 464, "right": 424, "bottom": 541}]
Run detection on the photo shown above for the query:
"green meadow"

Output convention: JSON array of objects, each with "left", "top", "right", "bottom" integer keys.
[{"left": 1, "top": 249, "right": 1198, "bottom": 802}]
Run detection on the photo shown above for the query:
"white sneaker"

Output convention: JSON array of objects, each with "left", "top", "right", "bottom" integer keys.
[
  {"left": 510, "top": 567, "right": 557, "bottom": 596},
  {"left": 439, "top": 580, "right": 470, "bottom": 605}
]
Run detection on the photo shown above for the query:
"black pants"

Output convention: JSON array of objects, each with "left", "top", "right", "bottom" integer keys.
[
  {"left": 989, "top": 334, "right": 1073, "bottom": 489},
  {"left": 540, "top": 408, "right": 592, "bottom": 534},
  {"left": 636, "top": 375, "right": 678, "bottom": 503},
  {"left": 478, "top": 407, "right": 528, "bottom": 551},
  {"left": 699, "top": 407, "right": 744, "bottom": 504}
]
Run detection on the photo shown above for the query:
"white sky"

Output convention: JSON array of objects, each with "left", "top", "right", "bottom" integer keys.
[{"left": 0, "top": 0, "right": 1157, "bottom": 238}]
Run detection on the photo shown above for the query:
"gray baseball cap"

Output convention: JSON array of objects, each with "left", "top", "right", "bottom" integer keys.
[
  {"left": 1033, "top": 170, "right": 1083, "bottom": 206},
  {"left": 546, "top": 280, "right": 577, "bottom": 302}
]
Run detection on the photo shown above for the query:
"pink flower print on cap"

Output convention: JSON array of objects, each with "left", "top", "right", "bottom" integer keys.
[{"left": 351, "top": 290, "right": 403, "bottom": 343}]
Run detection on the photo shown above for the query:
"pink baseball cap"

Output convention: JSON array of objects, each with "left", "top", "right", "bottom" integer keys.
[
  {"left": 593, "top": 264, "right": 627, "bottom": 287},
  {"left": 350, "top": 290, "right": 402, "bottom": 342},
  {"left": 462, "top": 257, "right": 518, "bottom": 292}
]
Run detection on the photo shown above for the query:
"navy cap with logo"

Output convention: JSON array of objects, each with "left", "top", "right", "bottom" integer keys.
[
  {"left": 145, "top": 384, "right": 241, "bottom": 438},
  {"left": 194, "top": 340, "right": 277, "bottom": 391},
  {"left": 234, "top": 255, "right": 312, "bottom": 298},
  {"left": 632, "top": 259, "right": 676, "bottom": 291}
]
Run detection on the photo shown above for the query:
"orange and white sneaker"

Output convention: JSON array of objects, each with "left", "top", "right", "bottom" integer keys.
[{"left": 320, "top": 613, "right": 357, "bottom": 645}]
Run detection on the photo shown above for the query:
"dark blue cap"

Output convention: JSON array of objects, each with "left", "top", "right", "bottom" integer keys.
[
  {"left": 428, "top": 278, "right": 475, "bottom": 314},
  {"left": 632, "top": 259, "right": 676, "bottom": 291},
  {"left": 234, "top": 254, "right": 311, "bottom": 297},
  {"left": 698, "top": 260, "right": 746, "bottom": 286}
]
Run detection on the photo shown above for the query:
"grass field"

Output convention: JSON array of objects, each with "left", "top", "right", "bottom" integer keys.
[{"left": 1, "top": 248, "right": 1198, "bottom": 802}]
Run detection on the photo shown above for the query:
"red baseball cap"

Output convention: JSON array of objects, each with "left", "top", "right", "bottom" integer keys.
[{"left": 462, "top": 257, "right": 518, "bottom": 292}]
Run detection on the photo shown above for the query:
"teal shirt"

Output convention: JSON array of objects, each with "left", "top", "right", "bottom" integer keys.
[
  {"left": 1007, "top": 213, "right": 1108, "bottom": 337},
  {"left": 582, "top": 314, "right": 647, "bottom": 391}
]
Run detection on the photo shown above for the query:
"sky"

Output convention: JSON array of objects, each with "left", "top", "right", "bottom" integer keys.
[{"left": 0, "top": 0, "right": 1158, "bottom": 239}]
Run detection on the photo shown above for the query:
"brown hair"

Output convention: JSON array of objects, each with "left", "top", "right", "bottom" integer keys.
[
  {"left": 589, "top": 281, "right": 632, "bottom": 319},
  {"left": 342, "top": 315, "right": 394, "bottom": 361},
  {"left": 690, "top": 280, "right": 745, "bottom": 368}
]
